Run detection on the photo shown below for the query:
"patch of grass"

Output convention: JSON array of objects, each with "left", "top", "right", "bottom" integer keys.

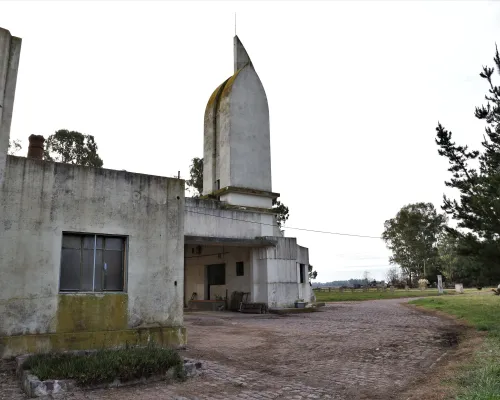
[
  {"left": 410, "top": 294, "right": 500, "bottom": 399},
  {"left": 315, "top": 288, "right": 455, "bottom": 302},
  {"left": 22, "top": 344, "right": 185, "bottom": 386}
]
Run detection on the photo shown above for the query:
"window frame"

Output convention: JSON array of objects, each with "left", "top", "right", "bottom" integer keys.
[
  {"left": 299, "top": 263, "right": 306, "bottom": 284},
  {"left": 59, "top": 232, "right": 128, "bottom": 293},
  {"left": 236, "top": 261, "right": 244, "bottom": 277}
]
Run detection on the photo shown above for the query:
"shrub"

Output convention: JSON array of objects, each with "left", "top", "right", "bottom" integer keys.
[
  {"left": 22, "top": 344, "right": 185, "bottom": 386},
  {"left": 418, "top": 279, "right": 429, "bottom": 289}
]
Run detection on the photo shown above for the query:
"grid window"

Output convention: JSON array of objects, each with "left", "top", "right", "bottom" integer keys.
[
  {"left": 60, "top": 233, "right": 126, "bottom": 292},
  {"left": 236, "top": 261, "right": 244, "bottom": 276}
]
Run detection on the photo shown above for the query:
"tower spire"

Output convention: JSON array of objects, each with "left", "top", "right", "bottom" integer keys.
[{"left": 234, "top": 36, "right": 251, "bottom": 72}]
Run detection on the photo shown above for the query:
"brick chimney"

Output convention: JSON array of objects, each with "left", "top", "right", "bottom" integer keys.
[{"left": 27, "top": 135, "right": 45, "bottom": 160}]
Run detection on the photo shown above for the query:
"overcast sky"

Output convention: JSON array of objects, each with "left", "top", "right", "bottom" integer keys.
[{"left": 2, "top": 1, "right": 499, "bottom": 282}]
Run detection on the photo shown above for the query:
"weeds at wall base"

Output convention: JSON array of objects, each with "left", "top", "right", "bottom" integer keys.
[{"left": 16, "top": 344, "right": 202, "bottom": 398}]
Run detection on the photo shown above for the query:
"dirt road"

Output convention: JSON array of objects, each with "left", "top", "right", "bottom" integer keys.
[{"left": 0, "top": 299, "right": 461, "bottom": 400}]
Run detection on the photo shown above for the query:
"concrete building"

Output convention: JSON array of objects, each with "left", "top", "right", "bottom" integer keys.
[
  {"left": 183, "top": 37, "right": 312, "bottom": 310},
  {"left": 0, "top": 139, "right": 186, "bottom": 359},
  {"left": 0, "top": 29, "right": 185, "bottom": 359},
  {"left": 0, "top": 29, "right": 312, "bottom": 359}
]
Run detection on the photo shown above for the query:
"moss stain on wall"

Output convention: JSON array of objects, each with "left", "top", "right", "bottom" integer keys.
[
  {"left": 56, "top": 293, "right": 128, "bottom": 333},
  {"left": 0, "top": 326, "right": 187, "bottom": 358}
]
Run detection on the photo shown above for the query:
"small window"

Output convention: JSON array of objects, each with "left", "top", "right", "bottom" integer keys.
[
  {"left": 236, "top": 261, "right": 244, "bottom": 276},
  {"left": 299, "top": 263, "right": 306, "bottom": 284},
  {"left": 60, "top": 233, "right": 126, "bottom": 292}
]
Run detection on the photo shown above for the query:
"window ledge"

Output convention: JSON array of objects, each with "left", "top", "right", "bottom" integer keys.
[{"left": 58, "top": 292, "right": 127, "bottom": 295}]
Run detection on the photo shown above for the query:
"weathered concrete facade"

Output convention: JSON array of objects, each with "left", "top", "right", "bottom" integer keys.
[
  {"left": 203, "top": 36, "right": 274, "bottom": 209},
  {"left": 0, "top": 28, "right": 314, "bottom": 358},
  {"left": 186, "top": 37, "right": 312, "bottom": 309},
  {"left": 0, "top": 28, "right": 21, "bottom": 186},
  {"left": 185, "top": 198, "right": 277, "bottom": 238},
  {"left": 0, "top": 156, "right": 185, "bottom": 358}
]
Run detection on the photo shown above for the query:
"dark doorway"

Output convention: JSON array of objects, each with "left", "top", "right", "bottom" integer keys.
[{"left": 205, "top": 263, "right": 226, "bottom": 300}]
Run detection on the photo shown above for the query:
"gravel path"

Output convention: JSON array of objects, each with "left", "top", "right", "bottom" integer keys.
[{"left": 0, "top": 299, "right": 460, "bottom": 400}]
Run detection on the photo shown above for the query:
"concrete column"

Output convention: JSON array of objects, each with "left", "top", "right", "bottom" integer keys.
[
  {"left": 27, "top": 135, "right": 45, "bottom": 160},
  {"left": 250, "top": 247, "right": 268, "bottom": 304},
  {"left": 0, "top": 28, "right": 22, "bottom": 186}
]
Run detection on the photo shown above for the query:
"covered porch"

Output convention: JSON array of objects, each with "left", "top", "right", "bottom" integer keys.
[
  {"left": 183, "top": 236, "right": 276, "bottom": 311},
  {"left": 183, "top": 236, "right": 312, "bottom": 310}
]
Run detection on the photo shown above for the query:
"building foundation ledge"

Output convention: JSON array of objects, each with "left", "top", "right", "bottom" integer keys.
[{"left": 0, "top": 326, "right": 187, "bottom": 359}]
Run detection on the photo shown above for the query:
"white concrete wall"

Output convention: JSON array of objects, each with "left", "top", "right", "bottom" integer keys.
[
  {"left": 227, "top": 64, "right": 272, "bottom": 192},
  {"left": 221, "top": 192, "right": 273, "bottom": 209},
  {"left": 202, "top": 38, "right": 272, "bottom": 200},
  {"left": 0, "top": 28, "right": 21, "bottom": 186},
  {"left": 251, "top": 238, "right": 305, "bottom": 308},
  {"left": 0, "top": 156, "right": 184, "bottom": 335},
  {"left": 185, "top": 198, "right": 274, "bottom": 238},
  {"left": 251, "top": 249, "right": 268, "bottom": 304},
  {"left": 185, "top": 245, "right": 251, "bottom": 304}
]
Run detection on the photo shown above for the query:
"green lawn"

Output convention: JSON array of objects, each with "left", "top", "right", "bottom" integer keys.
[
  {"left": 411, "top": 294, "right": 500, "bottom": 400},
  {"left": 314, "top": 288, "right": 455, "bottom": 302}
]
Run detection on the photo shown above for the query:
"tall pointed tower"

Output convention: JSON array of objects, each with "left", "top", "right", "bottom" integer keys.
[{"left": 203, "top": 36, "right": 278, "bottom": 209}]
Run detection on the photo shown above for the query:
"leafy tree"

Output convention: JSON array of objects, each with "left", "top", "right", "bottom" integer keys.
[
  {"left": 382, "top": 202, "right": 447, "bottom": 285},
  {"left": 272, "top": 199, "right": 289, "bottom": 229},
  {"left": 44, "top": 129, "right": 103, "bottom": 167},
  {"left": 386, "top": 266, "right": 400, "bottom": 286},
  {"left": 308, "top": 264, "right": 318, "bottom": 280},
  {"left": 436, "top": 232, "right": 488, "bottom": 287},
  {"left": 187, "top": 157, "right": 204, "bottom": 197},
  {"left": 362, "top": 270, "right": 371, "bottom": 285},
  {"left": 437, "top": 232, "right": 460, "bottom": 282},
  {"left": 186, "top": 156, "right": 291, "bottom": 227},
  {"left": 7, "top": 139, "right": 21, "bottom": 155},
  {"left": 435, "top": 45, "right": 500, "bottom": 285}
]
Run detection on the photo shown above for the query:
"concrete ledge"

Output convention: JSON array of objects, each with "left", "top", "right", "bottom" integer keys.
[
  {"left": 208, "top": 186, "right": 280, "bottom": 199},
  {"left": 184, "top": 235, "right": 278, "bottom": 247},
  {"left": 269, "top": 308, "right": 320, "bottom": 315},
  {"left": 0, "top": 326, "right": 186, "bottom": 359}
]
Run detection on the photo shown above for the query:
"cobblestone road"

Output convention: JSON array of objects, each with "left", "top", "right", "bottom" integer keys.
[{"left": 0, "top": 299, "right": 460, "bottom": 400}]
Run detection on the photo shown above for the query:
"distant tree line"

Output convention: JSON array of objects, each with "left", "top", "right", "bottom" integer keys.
[{"left": 313, "top": 278, "right": 383, "bottom": 288}]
